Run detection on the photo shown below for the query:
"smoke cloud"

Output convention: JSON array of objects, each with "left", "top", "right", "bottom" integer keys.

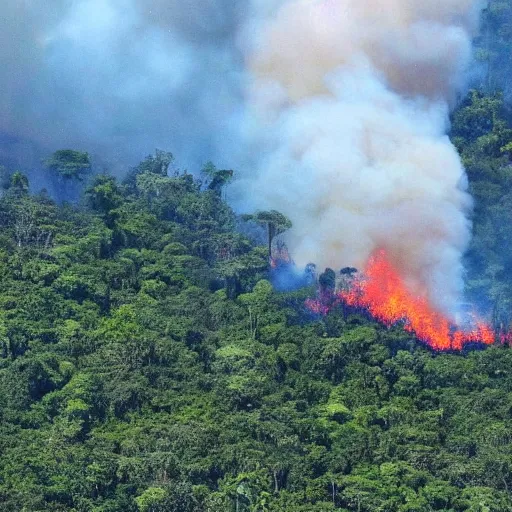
[
  {"left": 1, "top": 0, "right": 483, "bottom": 314},
  {"left": 0, "top": 0, "right": 244, "bottom": 171},
  {"left": 235, "top": 0, "right": 483, "bottom": 315}
]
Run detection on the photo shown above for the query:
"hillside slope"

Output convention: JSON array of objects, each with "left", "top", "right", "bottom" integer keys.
[{"left": 0, "top": 138, "right": 511, "bottom": 511}]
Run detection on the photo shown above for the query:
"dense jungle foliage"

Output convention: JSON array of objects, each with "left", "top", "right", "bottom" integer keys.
[{"left": 0, "top": 3, "right": 512, "bottom": 511}]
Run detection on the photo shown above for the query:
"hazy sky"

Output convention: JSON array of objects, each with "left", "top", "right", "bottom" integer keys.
[{"left": 0, "top": 0, "right": 245, "bottom": 171}]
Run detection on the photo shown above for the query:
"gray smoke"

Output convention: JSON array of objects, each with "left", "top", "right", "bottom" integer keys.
[{"left": 0, "top": 0, "right": 244, "bottom": 171}]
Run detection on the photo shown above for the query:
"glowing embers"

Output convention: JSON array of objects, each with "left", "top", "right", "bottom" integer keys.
[{"left": 310, "top": 250, "right": 495, "bottom": 351}]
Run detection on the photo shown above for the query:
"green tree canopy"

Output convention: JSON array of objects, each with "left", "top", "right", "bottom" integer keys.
[{"left": 44, "top": 149, "right": 92, "bottom": 181}]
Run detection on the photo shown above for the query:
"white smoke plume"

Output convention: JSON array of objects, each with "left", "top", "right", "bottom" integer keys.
[{"left": 235, "top": 0, "right": 483, "bottom": 314}]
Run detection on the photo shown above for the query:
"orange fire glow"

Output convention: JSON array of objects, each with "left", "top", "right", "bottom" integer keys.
[{"left": 338, "top": 250, "right": 495, "bottom": 351}]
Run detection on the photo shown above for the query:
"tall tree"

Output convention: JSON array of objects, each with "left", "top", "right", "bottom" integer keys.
[
  {"left": 44, "top": 150, "right": 91, "bottom": 181},
  {"left": 43, "top": 149, "right": 92, "bottom": 201},
  {"left": 243, "top": 210, "right": 292, "bottom": 260},
  {"left": 201, "top": 161, "right": 234, "bottom": 197}
]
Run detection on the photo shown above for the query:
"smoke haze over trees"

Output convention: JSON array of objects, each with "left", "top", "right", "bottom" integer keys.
[
  {"left": 0, "top": 0, "right": 245, "bottom": 170},
  {"left": 476, "top": 1, "right": 512, "bottom": 95}
]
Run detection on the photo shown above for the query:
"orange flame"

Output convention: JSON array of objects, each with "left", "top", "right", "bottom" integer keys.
[{"left": 339, "top": 250, "right": 495, "bottom": 351}]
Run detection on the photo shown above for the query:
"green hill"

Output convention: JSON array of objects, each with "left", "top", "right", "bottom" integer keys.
[{"left": 0, "top": 119, "right": 511, "bottom": 510}]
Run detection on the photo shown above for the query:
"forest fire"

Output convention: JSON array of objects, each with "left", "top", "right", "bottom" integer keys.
[{"left": 308, "top": 250, "right": 496, "bottom": 351}]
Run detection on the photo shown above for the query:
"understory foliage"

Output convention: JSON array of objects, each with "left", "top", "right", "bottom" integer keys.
[{"left": 0, "top": 126, "right": 511, "bottom": 511}]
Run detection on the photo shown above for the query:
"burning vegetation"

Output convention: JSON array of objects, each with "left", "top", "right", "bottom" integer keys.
[{"left": 306, "top": 250, "right": 497, "bottom": 351}]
